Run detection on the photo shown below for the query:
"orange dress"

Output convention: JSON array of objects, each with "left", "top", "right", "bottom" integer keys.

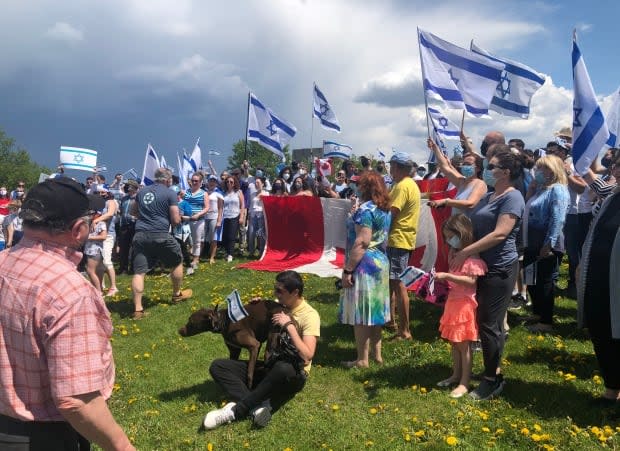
[{"left": 439, "top": 257, "right": 487, "bottom": 343}]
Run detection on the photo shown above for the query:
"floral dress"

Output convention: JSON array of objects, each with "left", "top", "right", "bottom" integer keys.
[
  {"left": 439, "top": 257, "right": 487, "bottom": 342},
  {"left": 338, "top": 201, "right": 391, "bottom": 326}
]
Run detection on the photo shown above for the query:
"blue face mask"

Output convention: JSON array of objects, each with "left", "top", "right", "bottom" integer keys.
[
  {"left": 482, "top": 159, "right": 489, "bottom": 169},
  {"left": 459, "top": 165, "right": 475, "bottom": 178},
  {"left": 255, "top": 170, "right": 264, "bottom": 178},
  {"left": 482, "top": 168, "right": 497, "bottom": 187},
  {"left": 534, "top": 170, "right": 546, "bottom": 185},
  {"left": 447, "top": 235, "right": 461, "bottom": 249}
]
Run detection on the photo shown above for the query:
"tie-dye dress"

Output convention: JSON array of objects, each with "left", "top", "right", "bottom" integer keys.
[{"left": 338, "top": 201, "right": 392, "bottom": 326}]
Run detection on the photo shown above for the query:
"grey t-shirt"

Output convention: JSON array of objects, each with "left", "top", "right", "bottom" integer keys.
[
  {"left": 470, "top": 190, "right": 524, "bottom": 269},
  {"left": 135, "top": 184, "right": 178, "bottom": 233}
]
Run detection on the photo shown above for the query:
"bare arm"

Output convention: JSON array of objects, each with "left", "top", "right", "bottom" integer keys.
[
  {"left": 272, "top": 311, "right": 317, "bottom": 363},
  {"left": 93, "top": 200, "right": 117, "bottom": 225},
  {"left": 427, "top": 137, "right": 463, "bottom": 186},
  {"left": 57, "top": 392, "right": 134, "bottom": 451},
  {"left": 434, "top": 272, "right": 476, "bottom": 289},
  {"left": 169, "top": 205, "right": 181, "bottom": 226},
  {"left": 342, "top": 225, "right": 371, "bottom": 288},
  {"left": 216, "top": 197, "right": 224, "bottom": 226},
  {"left": 431, "top": 179, "right": 487, "bottom": 211},
  {"left": 238, "top": 191, "right": 246, "bottom": 225}
]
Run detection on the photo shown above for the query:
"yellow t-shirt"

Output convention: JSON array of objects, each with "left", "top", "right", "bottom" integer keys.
[
  {"left": 388, "top": 177, "right": 421, "bottom": 250},
  {"left": 290, "top": 299, "right": 320, "bottom": 374}
]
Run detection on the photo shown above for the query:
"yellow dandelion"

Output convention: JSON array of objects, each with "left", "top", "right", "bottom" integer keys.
[
  {"left": 533, "top": 424, "right": 542, "bottom": 431},
  {"left": 364, "top": 440, "right": 374, "bottom": 447},
  {"left": 331, "top": 404, "right": 340, "bottom": 411},
  {"left": 283, "top": 448, "right": 293, "bottom": 451},
  {"left": 420, "top": 387, "right": 427, "bottom": 394},
  {"left": 113, "top": 383, "right": 121, "bottom": 392},
  {"left": 411, "top": 384, "right": 418, "bottom": 391},
  {"left": 363, "top": 380, "right": 369, "bottom": 385},
  {"left": 127, "top": 397, "right": 137, "bottom": 405},
  {"left": 208, "top": 444, "right": 214, "bottom": 451},
  {"left": 121, "top": 330, "right": 128, "bottom": 336},
  {"left": 143, "top": 353, "right": 151, "bottom": 358},
  {"left": 369, "top": 408, "right": 378, "bottom": 415},
  {"left": 536, "top": 335, "right": 545, "bottom": 341},
  {"left": 521, "top": 427, "right": 530, "bottom": 436},
  {"left": 531, "top": 434, "right": 541, "bottom": 442},
  {"left": 482, "top": 427, "right": 491, "bottom": 433},
  {"left": 404, "top": 433, "right": 411, "bottom": 442},
  {"left": 542, "top": 445, "right": 555, "bottom": 451},
  {"left": 445, "top": 436, "right": 458, "bottom": 446},
  {"left": 414, "top": 430, "right": 425, "bottom": 437}
]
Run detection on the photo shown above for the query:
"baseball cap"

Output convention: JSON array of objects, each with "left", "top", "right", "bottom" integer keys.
[
  {"left": 207, "top": 174, "right": 218, "bottom": 182},
  {"left": 390, "top": 151, "right": 414, "bottom": 166},
  {"left": 20, "top": 177, "right": 96, "bottom": 223}
]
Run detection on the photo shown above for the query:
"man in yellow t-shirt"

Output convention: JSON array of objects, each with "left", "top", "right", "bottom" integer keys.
[
  {"left": 387, "top": 152, "right": 421, "bottom": 340},
  {"left": 204, "top": 270, "right": 320, "bottom": 430}
]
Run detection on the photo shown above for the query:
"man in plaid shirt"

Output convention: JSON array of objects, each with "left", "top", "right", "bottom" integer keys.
[{"left": 0, "top": 178, "right": 133, "bottom": 450}]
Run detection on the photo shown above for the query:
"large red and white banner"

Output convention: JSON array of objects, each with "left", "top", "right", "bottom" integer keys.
[{"left": 238, "top": 179, "right": 455, "bottom": 278}]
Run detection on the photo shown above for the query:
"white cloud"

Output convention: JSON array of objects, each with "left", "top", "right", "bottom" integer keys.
[{"left": 45, "top": 22, "right": 83, "bottom": 43}]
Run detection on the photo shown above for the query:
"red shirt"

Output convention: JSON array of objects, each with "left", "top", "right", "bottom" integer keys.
[
  {"left": 0, "top": 198, "right": 9, "bottom": 216},
  {"left": 0, "top": 237, "right": 115, "bottom": 421}
]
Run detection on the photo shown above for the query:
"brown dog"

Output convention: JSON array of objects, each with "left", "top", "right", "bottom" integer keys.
[{"left": 178, "top": 299, "right": 288, "bottom": 388}]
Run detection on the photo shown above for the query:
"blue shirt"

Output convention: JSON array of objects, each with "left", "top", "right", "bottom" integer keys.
[
  {"left": 525, "top": 184, "right": 569, "bottom": 249},
  {"left": 184, "top": 189, "right": 206, "bottom": 215},
  {"left": 470, "top": 190, "right": 525, "bottom": 269}
]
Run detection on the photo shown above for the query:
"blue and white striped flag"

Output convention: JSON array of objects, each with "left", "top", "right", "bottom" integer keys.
[
  {"left": 141, "top": 143, "right": 160, "bottom": 185},
  {"left": 160, "top": 155, "right": 169, "bottom": 169},
  {"left": 208, "top": 149, "right": 221, "bottom": 156},
  {"left": 313, "top": 83, "right": 341, "bottom": 133},
  {"left": 323, "top": 140, "right": 352, "bottom": 159},
  {"left": 176, "top": 153, "right": 189, "bottom": 191},
  {"left": 470, "top": 42, "right": 545, "bottom": 119},
  {"left": 190, "top": 138, "right": 202, "bottom": 171},
  {"left": 572, "top": 35, "right": 609, "bottom": 175},
  {"left": 418, "top": 29, "right": 505, "bottom": 117},
  {"left": 59, "top": 146, "right": 97, "bottom": 172},
  {"left": 226, "top": 289, "right": 249, "bottom": 322},
  {"left": 427, "top": 107, "right": 460, "bottom": 140},
  {"left": 247, "top": 92, "right": 297, "bottom": 158},
  {"left": 377, "top": 149, "right": 386, "bottom": 161},
  {"left": 605, "top": 87, "right": 620, "bottom": 147}
]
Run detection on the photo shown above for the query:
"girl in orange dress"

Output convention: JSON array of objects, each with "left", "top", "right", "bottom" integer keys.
[{"left": 434, "top": 214, "right": 487, "bottom": 398}]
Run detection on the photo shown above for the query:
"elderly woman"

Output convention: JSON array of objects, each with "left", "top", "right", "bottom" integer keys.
[
  {"left": 339, "top": 172, "right": 392, "bottom": 368},
  {"left": 222, "top": 175, "right": 245, "bottom": 262},
  {"left": 522, "top": 155, "right": 569, "bottom": 333},
  {"left": 578, "top": 185, "right": 620, "bottom": 404},
  {"left": 451, "top": 151, "right": 525, "bottom": 400},
  {"left": 427, "top": 139, "right": 487, "bottom": 216}
]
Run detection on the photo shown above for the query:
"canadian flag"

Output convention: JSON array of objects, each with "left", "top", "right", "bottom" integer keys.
[
  {"left": 238, "top": 178, "right": 455, "bottom": 278},
  {"left": 315, "top": 158, "right": 332, "bottom": 177}
]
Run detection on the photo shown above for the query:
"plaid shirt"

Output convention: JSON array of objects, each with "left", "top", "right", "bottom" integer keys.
[{"left": 0, "top": 237, "right": 114, "bottom": 421}]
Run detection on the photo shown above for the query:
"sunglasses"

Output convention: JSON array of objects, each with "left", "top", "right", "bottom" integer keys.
[
  {"left": 191, "top": 179, "right": 201, "bottom": 182},
  {"left": 226, "top": 180, "right": 235, "bottom": 184},
  {"left": 337, "top": 173, "right": 345, "bottom": 177},
  {"left": 17, "top": 185, "right": 25, "bottom": 187},
  {"left": 486, "top": 164, "right": 505, "bottom": 171}
]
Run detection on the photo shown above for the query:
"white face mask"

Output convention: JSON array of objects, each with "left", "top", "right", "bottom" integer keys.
[
  {"left": 0, "top": 190, "right": 6, "bottom": 196},
  {"left": 283, "top": 173, "right": 290, "bottom": 181},
  {"left": 299, "top": 169, "right": 307, "bottom": 176}
]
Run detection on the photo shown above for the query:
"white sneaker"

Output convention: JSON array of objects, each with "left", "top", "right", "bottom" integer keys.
[
  {"left": 226, "top": 255, "right": 233, "bottom": 262},
  {"left": 186, "top": 267, "right": 194, "bottom": 276},
  {"left": 250, "top": 400, "right": 272, "bottom": 428},
  {"left": 203, "top": 402, "right": 236, "bottom": 430}
]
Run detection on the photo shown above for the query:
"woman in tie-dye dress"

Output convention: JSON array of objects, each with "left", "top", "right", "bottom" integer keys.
[{"left": 339, "top": 172, "right": 392, "bottom": 368}]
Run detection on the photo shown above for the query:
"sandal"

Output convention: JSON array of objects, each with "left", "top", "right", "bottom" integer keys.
[{"left": 132, "top": 310, "right": 146, "bottom": 320}]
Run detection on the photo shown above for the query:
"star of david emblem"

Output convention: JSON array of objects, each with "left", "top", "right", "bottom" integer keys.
[
  {"left": 334, "top": 145, "right": 340, "bottom": 151},
  {"left": 438, "top": 117, "right": 448, "bottom": 129},
  {"left": 448, "top": 68, "right": 459, "bottom": 85},
  {"left": 319, "top": 102, "right": 330, "bottom": 118},
  {"left": 143, "top": 192, "right": 155, "bottom": 205},
  {"left": 496, "top": 71, "right": 511, "bottom": 98},
  {"left": 73, "top": 154, "right": 84, "bottom": 163},
  {"left": 266, "top": 120, "right": 278, "bottom": 136},
  {"left": 573, "top": 107, "right": 582, "bottom": 128}
]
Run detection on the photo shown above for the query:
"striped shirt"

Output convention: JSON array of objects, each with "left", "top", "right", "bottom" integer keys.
[
  {"left": 0, "top": 237, "right": 114, "bottom": 421},
  {"left": 184, "top": 189, "right": 206, "bottom": 216}
]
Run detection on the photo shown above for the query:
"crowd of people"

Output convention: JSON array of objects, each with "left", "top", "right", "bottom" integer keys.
[{"left": 1, "top": 126, "right": 619, "bottom": 447}]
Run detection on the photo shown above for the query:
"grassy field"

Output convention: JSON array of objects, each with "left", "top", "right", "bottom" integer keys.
[{"left": 102, "top": 258, "right": 619, "bottom": 450}]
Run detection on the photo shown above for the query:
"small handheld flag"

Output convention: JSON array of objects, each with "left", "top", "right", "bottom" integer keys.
[
  {"left": 226, "top": 289, "right": 249, "bottom": 322},
  {"left": 323, "top": 140, "right": 352, "bottom": 159},
  {"left": 313, "top": 83, "right": 341, "bottom": 132},
  {"left": 59, "top": 146, "right": 97, "bottom": 172}
]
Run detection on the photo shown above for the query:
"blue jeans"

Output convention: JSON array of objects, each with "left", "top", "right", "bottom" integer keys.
[{"left": 247, "top": 214, "right": 266, "bottom": 255}]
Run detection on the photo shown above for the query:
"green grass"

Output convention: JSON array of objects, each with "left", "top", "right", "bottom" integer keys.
[{"left": 102, "top": 259, "right": 619, "bottom": 450}]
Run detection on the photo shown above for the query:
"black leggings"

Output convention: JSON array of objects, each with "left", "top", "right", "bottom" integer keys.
[
  {"left": 524, "top": 250, "right": 558, "bottom": 325},
  {"left": 477, "top": 260, "right": 519, "bottom": 378},
  {"left": 0, "top": 414, "right": 89, "bottom": 451},
  {"left": 209, "top": 359, "right": 306, "bottom": 419},
  {"left": 222, "top": 216, "right": 240, "bottom": 256}
]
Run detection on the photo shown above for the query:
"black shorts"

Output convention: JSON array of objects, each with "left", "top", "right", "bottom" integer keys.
[{"left": 132, "top": 231, "right": 183, "bottom": 274}]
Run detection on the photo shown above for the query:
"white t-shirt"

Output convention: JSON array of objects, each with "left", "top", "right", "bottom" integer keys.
[{"left": 206, "top": 191, "right": 224, "bottom": 220}]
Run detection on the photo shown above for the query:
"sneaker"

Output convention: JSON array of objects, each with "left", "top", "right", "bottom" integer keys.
[
  {"left": 250, "top": 400, "right": 272, "bottom": 428},
  {"left": 203, "top": 402, "right": 236, "bottom": 430},
  {"left": 508, "top": 294, "right": 525, "bottom": 311},
  {"left": 226, "top": 255, "right": 233, "bottom": 263},
  {"left": 470, "top": 375, "right": 505, "bottom": 400},
  {"left": 172, "top": 288, "right": 193, "bottom": 304},
  {"left": 186, "top": 266, "right": 194, "bottom": 276}
]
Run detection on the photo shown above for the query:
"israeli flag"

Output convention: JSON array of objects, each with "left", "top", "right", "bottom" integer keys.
[
  {"left": 208, "top": 149, "right": 221, "bottom": 156},
  {"left": 471, "top": 42, "right": 545, "bottom": 119},
  {"left": 427, "top": 107, "right": 460, "bottom": 140},
  {"left": 605, "top": 87, "right": 620, "bottom": 147},
  {"left": 141, "top": 143, "right": 160, "bottom": 185},
  {"left": 190, "top": 138, "right": 202, "bottom": 171},
  {"left": 59, "top": 146, "right": 98, "bottom": 172},
  {"left": 160, "top": 155, "right": 169, "bottom": 169},
  {"left": 247, "top": 92, "right": 297, "bottom": 158},
  {"left": 313, "top": 83, "right": 341, "bottom": 132},
  {"left": 176, "top": 153, "right": 189, "bottom": 191},
  {"left": 418, "top": 28, "right": 505, "bottom": 117},
  {"left": 225, "top": 289, "right": 249, "bottom": 323},
  {"left": 377, "top": 149, "right": 386, "bottom": 161},
  {"left": 323, "top": 140, "right": 352, "bottom": 159},
  {"left": 572, "top": 35, "right": 609, "bottom": 175}
]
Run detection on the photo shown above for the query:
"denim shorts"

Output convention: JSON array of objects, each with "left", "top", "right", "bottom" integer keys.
[
  {"left": 387, "top": 246, "right": 411, "bottom": 279},
  {"left": 132, "top": 231, "right": 182, "bottom": 274}
]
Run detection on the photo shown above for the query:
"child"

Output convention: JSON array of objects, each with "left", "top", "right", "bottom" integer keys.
[
  {"left": 175, "top": 192, "right": 193, "bottom": 272},
  {"left": 434, "top": 214, "right": 487, "bottom": 398},
  {"left": 83, "top": 211, "right": 107, "bottom": 292}
]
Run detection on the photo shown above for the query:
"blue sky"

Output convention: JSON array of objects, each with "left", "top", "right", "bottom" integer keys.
[{"left": 0, "top": 0, "right": 618, "bottom": 180}]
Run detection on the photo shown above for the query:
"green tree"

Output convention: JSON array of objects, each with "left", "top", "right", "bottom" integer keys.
[
  {"left": 0, "top": 128, "right": 53, "bottom": 189},
  {"left": 227, "top": 140, "right": 291, "bottom": 177}
]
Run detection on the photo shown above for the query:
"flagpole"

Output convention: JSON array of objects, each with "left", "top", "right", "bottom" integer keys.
[
  {"left": 417, "top": 28, "right": 431, "bottom": 139},
  {"left": 310, "top": 84, "right": 315, "bottom": 165},
  {"left": 140, "top": 143, "right": 150, "bottom": 184},
  {"left": 460, "top": 110, "right": 465, "bottom": 130},
  {"left": 244, "top": 91, "right": 250, "bottom": 161}
]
